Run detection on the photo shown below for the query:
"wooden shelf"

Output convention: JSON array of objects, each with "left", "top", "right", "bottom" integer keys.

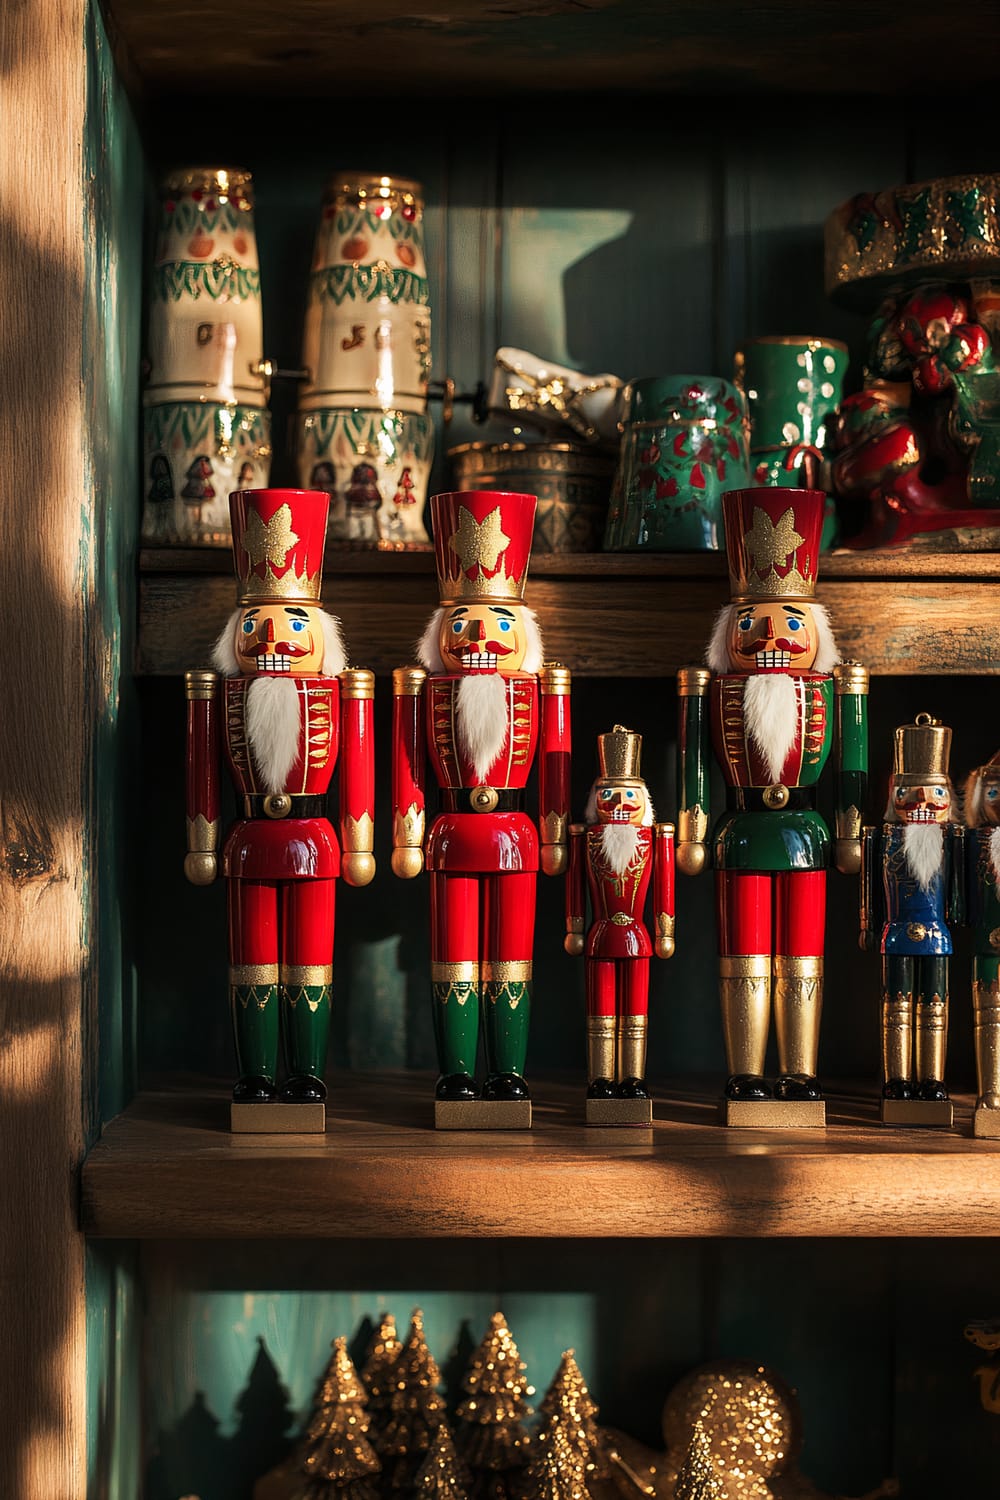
[
  {"left": 104, "top": 0, "right": 992, "bottom": 100},
  {"left": 138, "top": 547, "right": 1000, "bottom": 677},
  {"left": 81, "top": 1074, "right": 1000, "bottom": 1239}
]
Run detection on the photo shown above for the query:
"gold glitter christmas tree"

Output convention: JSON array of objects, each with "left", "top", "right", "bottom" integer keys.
[
  {"left": 381, "top": 1309, "right": 446, "bottom": 1492},
  {"left": 361, "top": 1313, "right": 402, "bottom": 1442},
  {"left": 673, "top": 1422, "right": 724, "bottom": 1500},
  {"left": 455, "top": 1312, "right": 533, "bottom": 1499},
  {"left": 414, "top": 1419, "right": 471, "bottom": 1500},
  {"left": 296, "top": 1337, "right": 380, "bottom": 1500},
  {"left": 525, "top": 1415, "right": 591, "bottom": 1500},
  {"left": 536, "top": 1348, "right": 611, "bottom": 1485}
]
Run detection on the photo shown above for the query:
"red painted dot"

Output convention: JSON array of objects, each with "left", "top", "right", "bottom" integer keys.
[{"left": 402, "top": 203, "right": 416, "bottom": 221}]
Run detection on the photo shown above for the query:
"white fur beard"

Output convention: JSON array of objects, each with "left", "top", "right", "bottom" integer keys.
[
  {"left": 743, "top": 673, "right": 799, "bottom": 784},
  {"left": 456, "top": 672, "right": 508, "bottom": 781},
  {"left": 990, "top": 825, "right": 1000, "bottom": 882},
  {"left": 246, "top": 677, "right": 301, "bottom": 793},
  {"left": 902, "top": 821, "right": 945, "bottom": 892},
  {"left": 599, "top": 821, "right": 641, "bottom": 877}
]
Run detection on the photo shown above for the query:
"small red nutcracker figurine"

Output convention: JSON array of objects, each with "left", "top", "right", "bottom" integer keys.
[
  {"left": 565, "top": 726, "right": 675, "bottom": 1121},
  {"left": 391, "top": 490, "right": 571, "bottom": 1120},
  {"left": 184, "top": 488, "right": 375, "bottom": 1124},
  {"left": 676, "top": 488, "right": 869, "bottom": 1124}
]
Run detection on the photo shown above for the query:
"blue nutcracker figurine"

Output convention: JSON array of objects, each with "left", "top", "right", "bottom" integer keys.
[{"left": 861, "top": 713, "right": 963, "bottom": 1126}]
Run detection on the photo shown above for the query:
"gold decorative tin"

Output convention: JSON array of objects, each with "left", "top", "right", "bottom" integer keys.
[{"left": 448, "top": 441, "right": 613, "bottom": 552}]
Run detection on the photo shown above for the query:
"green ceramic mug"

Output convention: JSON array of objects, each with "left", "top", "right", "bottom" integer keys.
[
  {"left": 736, "top": 335, "right": 849, "bottom": 488},
  {"left": 604, "top": 375, "right": 750, "bottom": 551}
]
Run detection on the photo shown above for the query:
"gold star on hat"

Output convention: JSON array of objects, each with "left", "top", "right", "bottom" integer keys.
[{"left": 449, "top": 505, "right": 511, "bottom": 574}]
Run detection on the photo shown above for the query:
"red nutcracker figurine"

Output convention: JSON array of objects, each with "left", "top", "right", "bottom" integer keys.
[
  {"left": 391, "top": 490, "right": 571, "bottom": 1124},
  {"left": 184, "top": 488, "right": 375, "bottom": 1128},
  {"left": 565, "top": 726, "right": 675, "bottom": 1123},
  {"left": 676, "top": 489, "right": 869, "bottom": 1125}
]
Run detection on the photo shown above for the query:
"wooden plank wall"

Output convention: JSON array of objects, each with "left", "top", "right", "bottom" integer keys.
[{"left": 126, "top": 89, "right": 1000, "bottom": 1499}]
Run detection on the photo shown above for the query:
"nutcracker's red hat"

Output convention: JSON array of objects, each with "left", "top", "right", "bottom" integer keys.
[
  {"left": 229, "top": 488, "right": 329, "bottom": 605},
  {"left": 722, "top": 487, "right": 825, "bottom": 603},
  {"left": 431, "top": 490, "right": 536, "bottom": 605}
]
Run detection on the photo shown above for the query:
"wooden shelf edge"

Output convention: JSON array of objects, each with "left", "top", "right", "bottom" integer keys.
[{"left": 80, "top": 1077, "right": 1000, "bottom": 1240}]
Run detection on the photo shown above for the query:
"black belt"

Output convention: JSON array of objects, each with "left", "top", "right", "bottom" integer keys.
[
  {"left": 727, "top": 786, "right": 816, "bottom": 812},
  {"left": 242, "top": 793, "right": 327, "bottom": 820},
  {"left": 440, "top": 788, "right": 525, "bottom": 813}
]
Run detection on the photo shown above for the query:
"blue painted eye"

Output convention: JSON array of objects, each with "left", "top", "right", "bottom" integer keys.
[
  {"left": 600, "top": 789, "right": 613, "bottom": 799},
  {"left": 241, "top": 619, "right": 255, "bottom": 635},
  {"left": 625, "top": 790, "right": 636, "bottom": 799},
  {"left": 933, "top": 786, "right": 946, "bottom": 798},
  {"left": 987, "top": 787, "right": 1000, "bottom": 800},
  {"left": 290, "top": 620, "right": 306, "bottom": 633},
  {"left": 786, "top": 618, "right": 802, "bottom": 631},
  {"left": 738, "top": 616, "right": 753, "bottom": 632},
  {"left": 498, "top": 619, "right": 512, "bottom": 633},
  {"left": 451, "top": 620, "right": 464, "bottom": 634}
]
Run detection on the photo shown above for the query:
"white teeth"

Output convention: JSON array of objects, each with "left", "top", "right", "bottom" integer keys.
[
  {"left": 755, "top": 650, "right": 791, "bottom": 668},
  {"left": 256, "top": 655, "right": 292, "bottom": 672},
  {"left": 908, "top": 809, "right": 936, "bottom": 821},
  {"left": 461, "top": 654, "right": 498, "bottom": 670}
]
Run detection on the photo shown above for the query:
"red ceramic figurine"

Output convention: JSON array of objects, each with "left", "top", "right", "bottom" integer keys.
[
  {"left": 184, "top": 488, "right": 375, "bottom": 1128},
  {"left": 391, "top": 490, "right": 571, "bottom": 1124}
]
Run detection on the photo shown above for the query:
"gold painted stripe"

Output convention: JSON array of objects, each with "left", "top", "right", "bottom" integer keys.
[
  {"left": 720, "top": 954, "right": 771, "bottom": 979},
  {"left": 339, "top": 667, "right": 375, "bottom": 699},
  {"left": 282, "top": 964, "right": 333, "bottom": 986},
  {"left": 431, "top": 960, "right": 477, "bottom": 984},
  {"left": 774, "top": 956, "right": 823, "bottom": 979},
  {"left": 229, "top": 964, "right": 279, "bottom": 985},
  {"left": 481, "top": 960, "right": 532, "bottom": 983},
  {"left": 186, "top": 814, "right": 219, "bottom": 852}
]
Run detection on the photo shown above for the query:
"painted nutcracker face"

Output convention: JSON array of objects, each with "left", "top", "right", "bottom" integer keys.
[
  {"left": 728, "top": 601, "right": 819, "bottom": 672},
  {"left": 892, "top": 779, "right": 952, "bottom": 824},
  {"left": 439, "top": 602, "right": 528, "bottom": 674},
  {"left": 235, "top": 603, "right": 325, "bottom": 675},
  {"left": 980, "top": 775, "right": 1000, "bottom": 826},
  {"left": 595, "top": 781, "right": 647, "bottom": 825}
]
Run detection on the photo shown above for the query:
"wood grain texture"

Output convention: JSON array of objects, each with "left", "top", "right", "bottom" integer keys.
[
  {"left": 102, "top": 0, "right": 1000, "bottom": 98},
  {"left": 81, "top": 1075, "right": 1000, "bottom": 1239},
  {"left": 0, "top": 0, "right": 88, "bottom": 1494},
  {"left": 138, "top": 565, "right": 1000, "bottom": 676}
]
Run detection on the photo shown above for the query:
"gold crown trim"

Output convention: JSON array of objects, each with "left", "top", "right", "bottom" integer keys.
[
  {"left": 161, "top": 166, "right": 253, "bottom": 198},
  {"left": 237, "top": 563, "right": 322, "bottom": 605},
  {"left": 598, "top": 725, "right": 642, "bottom": 780},
  {"left": 893, "top": 714, "right": 952, "bottom": 778}
]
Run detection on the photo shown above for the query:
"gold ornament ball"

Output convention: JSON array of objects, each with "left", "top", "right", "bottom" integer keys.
[
  {"left": 662, "top": 1361, "right": 801, "bottom": 1484},
  {"left": 392, "top": 846, "right": 424, "bottom": 879},
  {"left": 184, "top": 851, "right": 217, "bottom": 886}
]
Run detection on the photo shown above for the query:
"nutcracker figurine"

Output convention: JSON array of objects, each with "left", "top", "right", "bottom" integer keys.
[
  {"left": 676, "top": 488, "right": 869, "bottom": 1126},
  {"left": 391, "top": 489, "right": 571, "bottom": 1127},
  {"left": 564, "top": 726, "right": 675, "bottom": 1124},
  {"left": 184, "top": 488, "right": 376, "bottom": 1131},
  {"left": 860, "top": 714, "right": 962, "bottom": 1127},
  {"left": 964, "top": 751, "right": 1000, "bottom": 1135}
]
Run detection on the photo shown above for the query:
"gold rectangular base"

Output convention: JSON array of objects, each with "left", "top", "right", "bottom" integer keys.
[
  {"left": 586, "top": 1097, "right": 653, "bottom": 1126},
  {"left": 434, "top": 1099, "right": 532, "bottom": 1131},
  {"left": 230, "top": 1102, "right": 326, "bottom": 1134},
  {"left": 880, "top": 1098, "right": 954, "bottom": 1128},
  {"left": 974, "top": 1105, "right": 1000, "bottom": 1139},
  {"left": 721, "top": 1098, "right": 826, "bottom": 1129}
]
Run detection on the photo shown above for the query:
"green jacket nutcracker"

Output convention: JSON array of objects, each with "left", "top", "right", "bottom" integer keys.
[
  {"left": 861, "top": 715, "right": 963, "bottom": 1108},
  {"left": 676, "top": 488, "right": 868, "bottom": 1105},
  {"left": 964, "top": 750, "right": 1000, "bottom": 1116}
]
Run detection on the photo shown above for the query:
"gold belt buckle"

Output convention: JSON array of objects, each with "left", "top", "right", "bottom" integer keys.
[
  {"left": 263, "top": 793, "right": 292, "bottom": 819},
  {"left": 611, "top": 912, "right": 631, "bottom": 927},
  {"left": 907, "top": 921, "right": 928, "bottom": 942},
  {"left": 762, "top": 783, "right": 790, "bottom": 810},
  {"left": 469, "top": 785, "right": 499, "bottom": 813}
]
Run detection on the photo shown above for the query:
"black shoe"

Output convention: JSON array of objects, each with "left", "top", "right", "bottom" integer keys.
[
  {"left": 917, "top": 1078, "right": 949, "bottom": 1102},
  {"left": 279, "top": 1074, "right": 327, "bottom": 1103},
  {"left": 725, "top": 1073, "right": 771, "bottom": 1101},
  {"left": 232, "top": 1075, "right": 277, "bottom": 1103},
  {"left": 774, "top": 1073, "right": 822, "bottom": 1102},
  {"left": 882, "top": 1077, "right": 912, "bottom": 1100},
  {"left": 586, "top": 1077, "right": 616, "bottom": 1099},
  {"left": 482, "top": 1072, "right": 530, "bottom": 1101},
  {"left": 435, "top": 1072, "right": 478, "bottom": 1101},
  {"left": 618, "top": 1076, "right": 650, "bottom": 1099}
]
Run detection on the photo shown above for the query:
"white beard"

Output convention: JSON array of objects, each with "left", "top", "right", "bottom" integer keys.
[
  {"left": 743, "top": 673, "right": 799, "bottom": 784},
  {"left": 902, "top": 821, "right": 945, "bottom": 892},
  {"left": 989, "top": 825, "right": 1000, "bottom": 881},
  {"left": 456, "top": 673, "right": 508, "bottom": 781},
  {"left": 246, "top": 677, "right": 301, "bottom": 793},
  {"left": 598, "top": 821, "right": 642, "bottom": 877}
]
